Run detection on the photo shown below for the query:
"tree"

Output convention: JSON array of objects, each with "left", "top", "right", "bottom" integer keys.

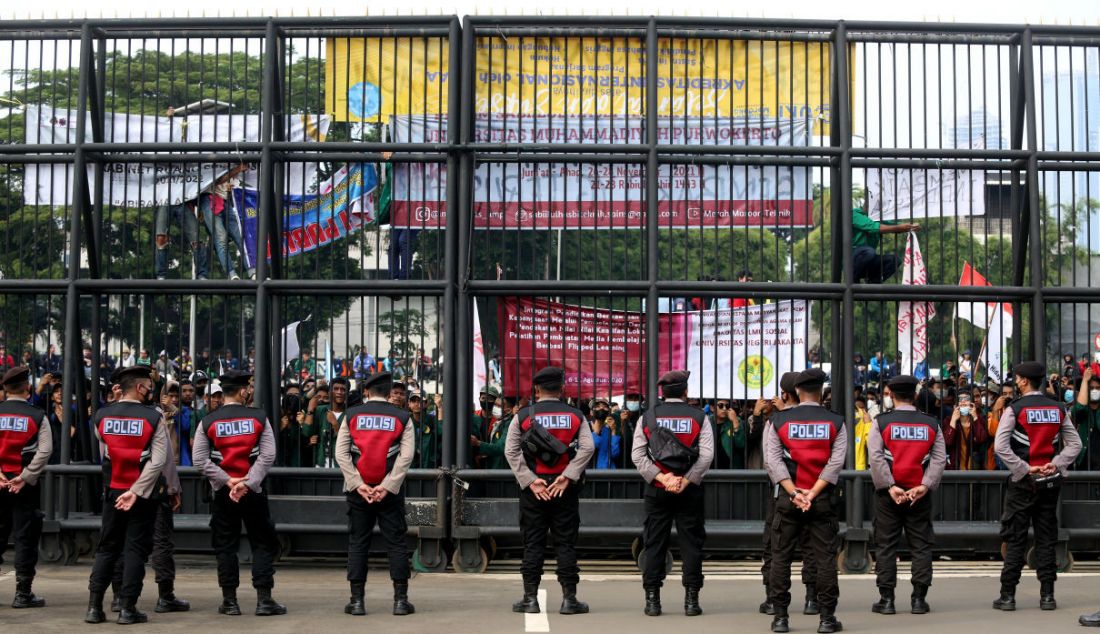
[{"left": 377, "top": 307, "right": 428, "bottom": 377}]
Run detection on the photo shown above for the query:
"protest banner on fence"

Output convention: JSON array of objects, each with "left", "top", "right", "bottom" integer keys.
[
  {"left": 326, "top": 37, "right": 846, "bottom": 125},
  {"left": 865, "top": 167, "right": 986, "bottom": 220},
  {"left": 23, "top": 105, "right": 329, "bottom": 207},
  {"left": 497, "top": 297, "right": 808, "bottom": 399},
  {"left": 897, "top": 232, "right": 935, "bottom": 375},
  {"left": 233, "top": 162, "right": 378, "bottom": 267},
  {"left": 391, "top": 115, "right": 813, "bottom": 229}
]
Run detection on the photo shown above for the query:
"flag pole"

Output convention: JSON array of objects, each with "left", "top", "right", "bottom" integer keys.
[{"left": 975, "top": 328, "right": 990, "bottom": 384}]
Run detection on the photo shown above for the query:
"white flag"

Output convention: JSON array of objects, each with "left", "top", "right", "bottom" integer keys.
[
  {"left": 897, "top": 232, "right": 936, "bottom": 374},
  {"left": 985, "top": 303, "right": 1011, "bottom": 383},
  {"left": 280, "top": 321, "right": 303, "bottom": 371}
]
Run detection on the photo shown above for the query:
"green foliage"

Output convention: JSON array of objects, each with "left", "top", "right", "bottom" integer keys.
[{"left": 377, "top": 307, "right": 428, "bottom": 364}]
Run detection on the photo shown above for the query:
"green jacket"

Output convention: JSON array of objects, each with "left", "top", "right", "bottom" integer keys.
[
  {"left": 717, "top": 416, "right": 748, "bottom": 468},
  {"left": 479, "top": 414, "right": 513, "bottom": 470},
  {"left": 412, "top": 413, "right": 442, "bottom": 469},
  {"left": 852, "top": 206, "right": 896, "bottom": 249},
  {"left": 1072, "top": 402, "right": 1100, "bottom": 467},
  {"left": 307, "top": 404, "right": 348, "bottom": 467}
]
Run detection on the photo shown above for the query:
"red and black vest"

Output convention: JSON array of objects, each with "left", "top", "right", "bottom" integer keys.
[
  {"left": 643, "top": 401, "right": 705, "bottom": 484},
  {"left": 94, "top": 401, "right": 160, "bottom": 491},
  {"left": 517, "top": 400, "right": 585, "bottom": 476},
  {"left": 770, "top": 406, "right": 844, "bottom": 490},
  {"left": 200, "top": 404, "right": 266, "bottom": 479},
  {"left": 877, "top": 409, "right": 940, "bottom": 490},
  {"left": 1010, "top": 394, "right": 1065, "bottom": 467},
  {"left": 345, "top": 401, "right": 408, "bottom": 485},
  {"left": 0, "top": 399, "right": 43, "bottom": 476}
]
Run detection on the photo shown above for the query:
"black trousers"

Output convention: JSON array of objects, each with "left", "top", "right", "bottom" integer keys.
[
  {"left": 209, "top": 486, "right": 279, "bottom": 590},
  {"left": 88, "top": 490, "right": 157, "bottom": 603},
  {"left": 112, "top": 496, "right": 176, "bottom": 595},
  {"left": 761, "top": 491, "right": 817, "bottom": 590},
  {"left": 642, "top": 482, "right": 706, "bottom": 589},
  {"left": 346, "top": 489, "right": 410, "bottom": 583},
  {"left": 1000, "top": 477, "right": 1060, "bottom": 589},
  {"left": 0, "top": 476, "right": 43, "bottom": 578},
  {"left": 767, "top": 491, "right": 840, "bottom": 615},
  {"left": 872, "top": 490, "right": 934, "bottom": 591},
  {"left": 519, "top": 483, "right": 580, "bottom": 586}
]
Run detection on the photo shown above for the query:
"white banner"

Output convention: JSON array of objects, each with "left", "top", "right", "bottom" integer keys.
[
  {"left": 22, "top": 105, "right": 330, "bottom": 207},
  {"left": 391, "top": 115, "right": 814, "bottom": 229},
  {"left": 865, "top": 167, "right": 986, "bottom": 220},
  {"left": 897, "top": 232, "right": 935, "bottom": 374},
  {"left": 671, "top": 300, "right": 810, "bottom": 400},
  {"left": 985, "top": 302, "right": 1011, "bottom": 384},
  {"left": 473, "top": 301, "right": 487, "bottom": 405}
]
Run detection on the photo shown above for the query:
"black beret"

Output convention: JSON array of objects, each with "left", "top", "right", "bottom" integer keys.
[
  {"left": 362, "top": 372, "right": 393, "bottom": 391},
  {"left": 218, "top": 369, "right": 253, "bottom": 388},
  {"left": 779, "top": 371, "right": 800, "bottom": 395},
  {"left": 1013, "top": 361, "right": 1045, "bottom": 381},
  {"left": 533, "top": 366, "right": 565, "bottom": 387},
  {"left": 658, "top": 370, "right": 690, "bottom": 387},
  {"left": 795, "top": 367, "right": 827, "bottom": 388},
  {"left": 113, "top": 366, "right": 153, "bottom": 385},
  {"left": 887, "top": 375, "right": 920, "bottom": 391},
  {"left": 1, "top": 366, "right": 30, "bottom": 386}
]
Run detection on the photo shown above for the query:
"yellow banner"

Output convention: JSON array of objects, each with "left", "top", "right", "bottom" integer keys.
[{"left": 326, "top": 36, "right": 850, "bottom": 129}]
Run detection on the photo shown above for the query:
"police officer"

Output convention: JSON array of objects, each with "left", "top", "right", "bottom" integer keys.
[
  {"left": 192, "top": 370, "right": 286, "bottom": 617},
  {"left": 335, "top": 372, "right": 416, "bottom": 617},
  {"left": 0, "top": 366, "right": 51, "bottom": 608},
  {"left": 764, "top": 368, "right": 847, "bottom": 634},
  {"left": 993, "top": 361, "right": 1080, "bottom": 612},
  {"left": 760, "top": 371, "right": 818, "bottom": 617},
  {"left": 85, "top": 365, "right": 169, "bottom": 624},
  {"left": 504, "top": 366, "right": 595, "bottom": 615},
  {"left": 631, "top": 370, "right": 714, "bottom": 617},
  {"left": 867, "top": 375, "right": 946, "bottom": 615}
]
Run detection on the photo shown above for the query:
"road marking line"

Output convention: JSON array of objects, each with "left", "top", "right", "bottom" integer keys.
[{"left": 525, "top": 589, "right": 550, "bottom": 632}]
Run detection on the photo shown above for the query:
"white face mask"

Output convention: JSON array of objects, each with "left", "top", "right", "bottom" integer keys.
[
  {"left": 492, "top": 406, "right": 504, "bottom": 418},
  {"left": 626, "top": 401, "right": 641, "bottom": 412},
  {"left": 1091, "top": 390, "right": 1100, "bottom": 403},
  {"left": 959, "top": 406, "right": 971, "bottom": 417},
  {"left": 883, "top": 396, "right": 894, "bottom": 411}
]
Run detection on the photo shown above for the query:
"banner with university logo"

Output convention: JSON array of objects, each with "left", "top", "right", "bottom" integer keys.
[
  {"left": 897, "top": 232, "right": 935, "bottom": 374},
  {"left": 326, "top": 37, "right": 846, "bottom": 129},
  {"left": 23, "top": 105, "right": 330, "bottom": 207},
  {"left": 232, "top": 162, "right": 379, "bottom": 267},
  {"left": 865, "top": 167, "right": 986, "bottom": 221},
  {"left": 497, "top": 297, "right": 807, "bottom": 399},
  {"left": 391, "top": 115, "right": 813, "bottom": 229}
]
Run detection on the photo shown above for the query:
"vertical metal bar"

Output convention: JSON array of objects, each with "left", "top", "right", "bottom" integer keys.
[
  {"left": 443, "top": 17, "right": 461, "bottom": 471},
  {"left": 1008, "top": 40, "right": 1026, "bottom": 361},
  {"left": 455, "top": 18, "right": 475, "bottom": 468},
  {"left": 1021, "top": 29, "right": 1045, "bottom": 359},
  {"left": 254, "top": 20, "right": 279, "bottom": 421},
  {"left": 645, "top": 18, "right": 659, "bottom": 405}
]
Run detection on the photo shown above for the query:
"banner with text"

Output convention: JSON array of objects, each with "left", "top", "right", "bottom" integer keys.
[
  {"left": 865, "top": 167, "right": 986, "bottom": 221},
  {"left": 326, "top": 37, "right": 843, "bottom": 127},
  {"left": 392, "top": 115, "right": 813, "bottom": 229},
  {"left": 497, "top": 297, "right": 808, "bottom": 399},
  {"left": 23, "top": 105, "right": 330, "bottom": 207}
]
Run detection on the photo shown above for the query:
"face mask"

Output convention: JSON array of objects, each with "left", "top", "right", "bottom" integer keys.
[
  {"left": 883, "top": 396, "right": 894, "bottom": 410},
  {"left": 626, "top": 401, "right": 640, "bottom": 412},
  {"left": 959, "top": 406, "right": 971, "bottom": 417},
  {"left": 592, "top": 409, "right": 608, "bottom": 420},
  {"left": 479, "top": 400, "right": 493, "bottom": 411},
  {"left": 492, "top": 405, "right": 504, "bottom": 418},
  {"left": 1065, "top": 390, "right": 1076, "bottom": 403},
  {"left": 933, "top": 389, "right": 943, "bottom": 399},
  {"left": 1091, "top": 389, "right": 1100, "bottom": 403}
]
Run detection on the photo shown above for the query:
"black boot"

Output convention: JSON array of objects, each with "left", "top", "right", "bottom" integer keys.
[
  {"left": 817, "top": 608, "right": 843, "bottom": 633},
  {"left": 992, "top": 587, "right": 1016, "bottom": 611},
  {"left": 393, "top": 581, "right": 415, "bottom": 616},
  {"left": 84, "top": 591, "right": 107, "bottom": 624},
  {"left": 255, "top": 587, "right": 287, "bottom": 616},
  {"left": 345, "top": 582, "right": 366, "bottom": 616},
  {"left": 559, "top": 583, "right": 589, "bottom": 615},
  {"left": 1040, "top": 581, "right": 1056, "bottom": 611},
  {"left": 684, "top": 587, "right": 702, "bottom": 617},
  {"left": 117, "top": 598, "right": 149, "bottom": 625},
  {"left": 771, "top": 610, "right": 790, "bottom": 633},
  {"left": 759, "top": 591, "right": 775, "bottom": 615},
  {"left": 871, "top": 587, "right": 896, "bottom": 615},
  {"left": 218, "top": 587, "right": 241, "bottom": 616},
  {"left": 155, "top": 582, "right": 190, "bottom": 613},
  {"left": 644, "top": 586, "right": 661, "bottom": 616},
  {"left": 804, "top": 584, "right": 819, "bottom": 615},
  {"left": 1080, "top": 610, "right": 1100, "bottom": 627},
  {"left": 111, "top": 594, "right": 122, "bottom": 613},
  {"left": 512, "top": 581, "right": 540, "bottom": 614},
  {"left": 11, "top": 576, "right": 45, "bottom": 609},
  {"left": 911, "top": 584, "right": 930, "bottom": 614}
]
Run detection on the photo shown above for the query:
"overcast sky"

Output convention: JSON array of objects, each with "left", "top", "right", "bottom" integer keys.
[{"left": 5, "top": 0, "right": 1098, "bottom": 23}]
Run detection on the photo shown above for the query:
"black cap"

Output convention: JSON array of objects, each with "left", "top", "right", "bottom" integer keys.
[
  {"left": 218, "top": 369, "right": 253, "bottom": 388},
  {"left": 795, "top": 368, "right": 827, "bottom": 388},
  {"left": 533, "top": 366, "right": 565, "bottom": 387},
  {"left": 658, "top": 370, "right": 690, "bottom": 387},
  {"left": 113, "top": 366, "right": 153, "bottom": 385},
  {"left": 779, "top": 371, "right": 799, "bottom": 395},
  {"left": 1, "top": 366, "right": 30, "bottom": 387},
  {"left": 362, "top": 372, "right": 393, "bottom": 391},
  {"left": 887, "top": 375, "right": 920, "bottom": 395},
  {"left": 1013, "top": 361, "right": 1045, "bottom": 381}
]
